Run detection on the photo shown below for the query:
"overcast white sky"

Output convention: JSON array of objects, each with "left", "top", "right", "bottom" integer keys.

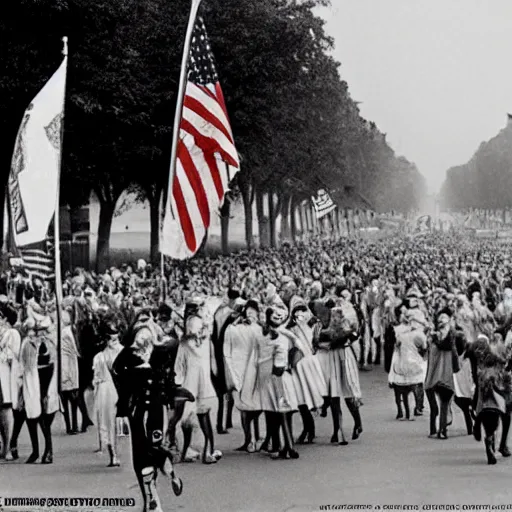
[{"left": 319, "top": 0, "right": 512, "bottom": 193}]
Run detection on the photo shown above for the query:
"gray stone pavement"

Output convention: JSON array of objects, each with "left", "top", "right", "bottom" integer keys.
[{"left": 1, "top": 368, "right": 512, "bottom": 512}]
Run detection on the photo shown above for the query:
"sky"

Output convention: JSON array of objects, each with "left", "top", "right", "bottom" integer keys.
[{"left": 318, "top": 0, "right": 512, "bottom": 193}]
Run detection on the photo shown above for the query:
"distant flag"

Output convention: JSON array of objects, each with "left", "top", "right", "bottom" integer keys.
[
  {"left": 162, "top": 8, "right": 240, "bottom": 260},
  {"left": 311, "top": 189, "right": 336, "bottom": 219}
]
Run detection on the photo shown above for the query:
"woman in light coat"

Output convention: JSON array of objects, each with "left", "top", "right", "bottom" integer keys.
[
  {"left": 0, "top": 304, "right": 21, "bottom": 460},
  {"left": 20, "top": 315, "right": 60, "bottom": 464}
]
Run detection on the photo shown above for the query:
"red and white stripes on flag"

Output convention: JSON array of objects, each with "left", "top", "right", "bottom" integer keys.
[
  {"left": 162, "top": 15, "right": 240, "bottom": 260},
  {"left": 311, "top": 189, "right": 336, "bottom": 219},
  {"left": 20, "top": 242, "right": 55, "bottom": 282}
]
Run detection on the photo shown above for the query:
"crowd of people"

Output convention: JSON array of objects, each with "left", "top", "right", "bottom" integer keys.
[{"left": 1, "top": 232, "right": 512, "bottom": 511}]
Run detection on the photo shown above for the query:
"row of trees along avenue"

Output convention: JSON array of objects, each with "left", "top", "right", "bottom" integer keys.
[
  {"left": 440, "top": 118, "right": 512, "bottom": 211},
  {"left": 0, "top": 0, "right": 425, "bottom": 270}
]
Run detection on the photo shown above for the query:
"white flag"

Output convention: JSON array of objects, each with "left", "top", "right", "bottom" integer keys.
[
  {"left": 311, "top": 189, "right": 336, "bottom": 219},
  {"left": 9, "top": 54, "right": 67, "bottom": 247}
]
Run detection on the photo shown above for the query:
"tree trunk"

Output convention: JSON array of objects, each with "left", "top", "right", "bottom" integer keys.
[
  {"left": 256, "top": 188, "right": 268, "bottom": 247},
  {"left": 220, "top": 200, "right": 230, "bottom": 255},
  {"left": 298, "top": 201, "right": 305, "bottom": 241},
  {"left": 268, "top": 192, "right": 275, "bottom": 247},
  {"left": 290, "top": 197, "right": 297, "bottom": 243},
  {"left": 280, "top": 195, "right": 292, "bottom": 241},
  {"left": 310, "top": 203, "right": 317, "bottom": 234},
  {"left": 96, "top": 200, "right": 116, "bottom": 272},
  {"left": 149, "top": 194, "right": 160, "bottom": 265},
  {"left": 240, "top": 177, "right": 254, "bottom": 249}
]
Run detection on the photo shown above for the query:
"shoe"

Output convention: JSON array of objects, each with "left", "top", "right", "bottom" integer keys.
[
  {"left": 339, "top": 440, "right": 349, "bottom": 446},
  {"left": 212, "top": 450, "right": 223, "bottom": 461},
  {"left": 4, "top": 452, "right": 14, "bottom": 461},
  {"left": 296, "top": 431, "right": 308, "bottom": 445},
  {"left": 171, "top": 476, "right": 183, "bottom": 496},
  {"left": 330, "top": 434, "right": 339, "bottom": 444},
  {"left": 352, "top": 426, "right": 363, "bottom": 440},
  {"left": 485, "top": 437, "right": 497, "bottom": 465},
  {"left": 235, "top": 444, "right": 249, "bottom": 452},
  {"left": 396, "top": 412, "right": 404, "bottom": 420},
  {"left": 246, "top": 442, "right": 256, "bottom": 453},
  {"left": 288, "top": 449, "right": 300, "bottom": 459},
  {"left": 414, "top": 409, "right": 423, "bottom": 417},
  {"left": 202, "top": 454, "right": 217, "bottom": 464},
  {"left": 10, "top": 448, "right": 18, "bottom": 460},
  {"left": 217, "top": 428, "right": 228, "bottom": 435},
  {"left": 25, "top": 453, "right": 39, "bottom": 464},
  {"left": 271, "top": 450, "right": 288, "bottom": 460},
  {"left": 437, "top": 430, "right": 448, "bottom": 440},
  {"left": 41, "top": 452, "right": 53, "bottom": 464},
  {"left": 499, "top": 445, "right": 511, "bottom": 458}
]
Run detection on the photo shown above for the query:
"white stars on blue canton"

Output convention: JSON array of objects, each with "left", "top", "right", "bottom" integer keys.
[{"left": 188, "top": 17, "right": 219, "bottom": 85}]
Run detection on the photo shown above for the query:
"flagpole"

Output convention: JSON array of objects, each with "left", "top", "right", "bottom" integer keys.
[
  {"left": 160, "top": 0, "right": 202, "bottom": 287},
  {"left": 54, "top": 36, "right": 68, "bottom": 396}
]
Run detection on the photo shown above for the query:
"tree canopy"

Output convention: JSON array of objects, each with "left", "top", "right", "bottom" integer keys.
[{"left": 0, "top": 0, "right": 424, "bottom": 268}]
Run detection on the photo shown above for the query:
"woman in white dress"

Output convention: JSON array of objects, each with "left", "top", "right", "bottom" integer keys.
[
  {"left": 388, "top": 304, "right": 428, "bottom": 420},
  {"left": 0, "top": 304, "right": 21, "bottom": 460},
  {"left": 93, "top": 312, "right": 123, "bottom": 466},
  {"left": 223, "top": 299, "right": 263, "bottom": 452},
  {"left": 254, "top": 306, "right": 299, "bottom": 460},
  {"left": 175, "top": 300, "right": 221, "bottom": 464},
  {"left": 285, "top": 296, "right": 327, "bottom": 444}
]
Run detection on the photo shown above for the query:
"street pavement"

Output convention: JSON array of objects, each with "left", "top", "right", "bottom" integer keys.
[{"left": 2, "top": 368, "right": 512, "bottom": 512}]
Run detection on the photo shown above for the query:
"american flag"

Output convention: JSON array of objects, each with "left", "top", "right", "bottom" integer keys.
[
  {"left": 164, "top": 16, "right": 240, "bottom": 258},
  {"left": 19, "top": 241, "right": 55, "bottom": 281}
]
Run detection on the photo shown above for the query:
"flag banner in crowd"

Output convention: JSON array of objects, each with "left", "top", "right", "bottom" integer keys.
[
  {"left": 311, "top": 189, "right": 336, "bottom": 219},
  {"left": 162, "top": 11, "right": 240, "bottom": 260},
  {"left": 9, "top": 52, "right": 67, "bottom": 249},
  {"left": 415, "top": 214, "right": 432, "bottom": 233},
  {"left": 19, "top": 240, "right": 55, "bottom": 281}
]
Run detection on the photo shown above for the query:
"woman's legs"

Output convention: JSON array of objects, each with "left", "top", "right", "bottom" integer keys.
[
  {"left": 414, "top": 383, "right": 425, "bottom": 415},
  {"left": 481, "top": 411, "right": 500, "bottom": 465},
  {"left": 40, "top": 412, "right": 55, "bottom": 463},
  {"left": 197, "top": 412, "right": 216, "bottom": 463},
  {"left": 426, "top": 389, "right": 439, "bottom": 436},
  {"left": 236, "top": 411, "right": 251, "bottom": 451},
  {"left": 345, "top": 398, "right": 364, "bottom": 438},
  {"left": 454, "top": 396, "right": 473, "bottom": 436},
  {"left": 180, "top": 422, "right": 193, "bottom": 462},
  {"left": 60, "top": 392, "right": 71, "bottom": 433},
  {"left": 10, "top": 409, "right": 26, "bottom": 459},
  {"left": 26, "top": 417, "right": 40, "bottom": 463},
  {"left": 499, "top": 412, "right": 511, "bottom": 457},
  {"left": 297, "top": 405, "right": 315, "bottom": 444},
  {"left": 438, "top": 389, "right": 453, "bottom": 439},
  {"left": 0, "top": 406, "right": 13, "bottom": 459},
  {"left": 394, "top": 387, "right": 403, "bottom": 419}
]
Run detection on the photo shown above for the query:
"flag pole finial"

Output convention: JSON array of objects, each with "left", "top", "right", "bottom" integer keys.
[{"left": 62, "top": 37, "right": 68, "bottom": 57}]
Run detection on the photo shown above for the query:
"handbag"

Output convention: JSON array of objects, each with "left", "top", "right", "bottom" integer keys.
[{"left": 288, "top": 346, "right": 305, "bottom": 369}]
